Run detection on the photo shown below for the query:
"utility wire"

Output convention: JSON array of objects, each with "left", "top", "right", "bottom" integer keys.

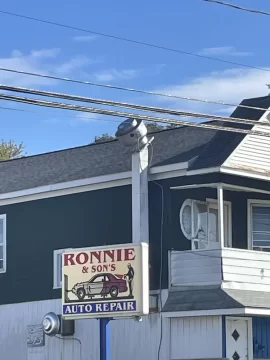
[
  {"left": 0, "top": 105, "right": 121, "bottom": 123},
  {"left": 1, "top": 93, "right": 270, "bottom": 138},
  {"left": 0, "top": 74, "right": 270, "bottom": 116},
  {"left": 0, "top": 10, "right": 268, "bottom": 72},
  {"left": 201, "top": 0, "right": 270, "bottom": 16},
  {"left": 2, "top": 84, "right": 270, "bottom": 129}
]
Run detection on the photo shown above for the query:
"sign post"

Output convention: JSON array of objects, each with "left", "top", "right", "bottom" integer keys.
[
  {"left": 61, "top": 243, "right": 149, "bottom": 359},
  {"left": 100, "top": 318, "right": 111, "bottom": 360}
]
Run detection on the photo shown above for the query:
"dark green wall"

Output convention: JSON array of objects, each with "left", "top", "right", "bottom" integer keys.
[
  {"left": 0, "top": 173, "right": 219, "bottom": 305},
  {"left": 1, "top": 171, "right": 270, "bottom": 305},
  {"left": 0, "top": 186, "right": 133, "bottom": 305}
]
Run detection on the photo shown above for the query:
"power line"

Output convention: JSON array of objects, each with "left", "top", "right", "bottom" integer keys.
[
  {"left": 201, "top": 0, "right": 270, "bottom": 16},
  {"left": 1, "top": 92, "right": 270, "bottom": 138},
  {"left": 2, "top": 84, "right": 270, "bottom": 129},
  {"left": 0, "top": 68, "right": 270, "bottom": 115},
  {"left": 0, "top": 10, "right": 268, "bottom": 72},
  {"left": 0, "top": 105, "right": 121, "bottom": 124}
]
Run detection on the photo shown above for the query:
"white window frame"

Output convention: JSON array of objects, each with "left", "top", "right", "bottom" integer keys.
[
  {"left": 247, "top": 199, "right": 270, "bottom": 251},
  {"left": 53, "top": 248, "right": 73, "bottom": 289},
  {"left": 179, "top": 198, "right": 232, "bottom": 249},
  {"left": 206, "top": 198, "right": 232, "bottom": 248},
  {"left": 0, "top": 214, "right": 7, "bottom": 273}
]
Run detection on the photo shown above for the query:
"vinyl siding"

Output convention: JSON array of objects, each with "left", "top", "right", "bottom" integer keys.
[
  {"left": 170, "top": 316, "right": 223, "bottom": 359},
  {"left": 0, "top": 298, "right": 170, "bottom": 360},
  {"left": 170, "top": 248, "right": 270, "bottom": 292},
  {"left": 223, "top": 122, "right": 270, "bottom": 174}
]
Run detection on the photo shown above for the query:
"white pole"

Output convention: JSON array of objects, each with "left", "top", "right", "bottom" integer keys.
[
  {"left": 131, "top": 146, "right": 149, "bottom": 244},
  {"left": 217, "top": 185, "right": 224, "bottom": 248}
]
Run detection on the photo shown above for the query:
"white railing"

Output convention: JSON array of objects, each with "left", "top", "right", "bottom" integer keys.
[{"left": 169, "top": 248, "right": 270, "bottom": 292}]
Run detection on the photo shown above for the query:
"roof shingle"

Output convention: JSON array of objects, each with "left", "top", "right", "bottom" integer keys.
[{"left": 0, "top": 94, "right": 270, "bottom": 194}]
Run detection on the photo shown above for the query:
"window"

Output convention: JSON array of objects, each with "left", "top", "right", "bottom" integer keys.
[
  {"left": 0, "top": 214, "right": 6, "bottom": 273},
  {"left": 179, "top": 199, "right": 231, "bottom": 250},
  {"left": 92, "top": 275, "right": 107, "bottom": 283},
  {"left": 53, "top": 248, "right": 72, "bottom": 289},
  {"left": 249, "top": 201, "right": 270, "bottom": 252}
]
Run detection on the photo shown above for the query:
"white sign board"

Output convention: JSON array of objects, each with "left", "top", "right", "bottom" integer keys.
[{"left": 62, "top": 243, "right": 149, "bottom": 319}]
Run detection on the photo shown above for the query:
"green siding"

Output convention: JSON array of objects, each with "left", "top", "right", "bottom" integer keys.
[
  {"left": 0, "top": 186, "right": 133, "bottom": 304},
  {"left": 1, "top": 171, "right": 269, "bottom": 305}
]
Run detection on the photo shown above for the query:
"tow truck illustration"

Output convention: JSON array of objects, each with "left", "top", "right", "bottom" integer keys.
[{"left": 71, "top": 273, "right": 128, "bottom": 301}]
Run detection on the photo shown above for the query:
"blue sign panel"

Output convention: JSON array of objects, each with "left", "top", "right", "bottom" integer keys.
[{"left": 63, "top": 300, "right": 137, "bottom": 315}]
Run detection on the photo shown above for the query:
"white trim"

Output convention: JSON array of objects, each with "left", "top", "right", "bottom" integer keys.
[
  {"left": 0, "top": 164, "right": 219, "bottom": 207},
  {"left": 221, "top": 165, "right": 270, "bottom": 182},
  {"left": 150, "top": 161, "right": 189, "bottom": 174},
  {"left": 218, "top": 185, "right": 224, "bottom": 248},
  {"left": 162, "top": 308, "right": 245, "bottom": 318},
  {"left": 227, "top": 316, "right": 252, "bottom": 321},
  {"left": 163, "top": 307, "right": 270, "bottom": 318},
  {"left": 168, "top": 251, "right": 172, "bottom": 291},
  {"left": 171, "top": 182, "right": 270, "bottom": 194},
  {"left": 247, "top": 199, "right": 252, "bottom": 251},
  {"left": 187, "top": 166, "right": 220, "bottom": 176},
  {"left": 245, "top": 307, "right": 270, "bottom": 316},
  {"left": 248, "top": 317, "right": 253, "bottom": 360},
  {"left": 0, "top": 178, "right": 132, "bottom": 207},
  {"left": 247, "top": 199, "right": 270, "bottom": 251},
  {"left": 53, "top": 248, "right": 73, "bottom": 289},
  {"left": 0, "top": 214, "right": 7, "bottom": 274}
]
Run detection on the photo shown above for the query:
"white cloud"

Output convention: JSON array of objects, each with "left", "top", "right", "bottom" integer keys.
[
  {"left": 198, "top": 46, "right": 252, "bottom": 57},
  {"left": 73, "top": 35, "right": 98, "bottom": 42},
  {"left": 70, "top": 112, "right": 120, "bottom": 127},
  {"left": 94, "top": 69, "right": 139, "bottom": 82},
  {"left": 0, "top": 49, "right": 93, "bottom": 87},
  {"left": 215, "top": 107, "right": 237, "bottom": 115},
  {"left": 30, "top": 48, "right": 61, "bottom": 58},
  {"left": 75, "top": 112, "right": 120, "bottom": 122},
  {"left": 75, "top": 112, "right": 104, "bottom": 122},
  {"left": 56, "top": 55, "right": 92, "bottom": 75},
  {"left": 154, "top": 67, "right": 270, "bottom": 114}
]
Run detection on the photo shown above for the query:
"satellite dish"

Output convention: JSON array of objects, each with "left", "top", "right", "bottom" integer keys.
[
  {"left": 115, "top": 118, "right": 148, "bottom": 151},
  {"left": 42, "top": 312, "right": 60, "bottom": 337}
]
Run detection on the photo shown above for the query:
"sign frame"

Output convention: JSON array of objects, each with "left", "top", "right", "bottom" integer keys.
[{"left": 61, "top": 242, "right": 149, "bottom": 320}]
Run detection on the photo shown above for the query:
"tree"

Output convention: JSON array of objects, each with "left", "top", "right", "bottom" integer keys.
[
  {"left": 0, "top": 140, "right": 25, "bottom": 160},
  {"left": 94, "top": 133, "right": 116, "bottom": 143}
]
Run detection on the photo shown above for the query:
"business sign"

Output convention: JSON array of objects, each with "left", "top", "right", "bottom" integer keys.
[{"left": 62, "top": 243, "right": 149, "bottom": 319}]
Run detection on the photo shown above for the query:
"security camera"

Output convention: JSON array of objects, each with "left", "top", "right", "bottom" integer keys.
[{"left": 115, "top": 118, "right": 148, "bottom": 151}]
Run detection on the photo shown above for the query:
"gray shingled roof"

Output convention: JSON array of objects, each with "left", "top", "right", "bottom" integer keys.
[
  {"left": 0, "top": 126, "right": 216, "bottom": 194},
  {"left": 0, "top": 95, "right": 269, "bottom": 195},
  {"left": 162, "top": 286, "right": 270, "bottom": 312}
]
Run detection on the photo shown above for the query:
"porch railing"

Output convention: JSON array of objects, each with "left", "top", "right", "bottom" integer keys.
[{"left": 169, "top": 248, "right": 270, "bottom": 291}]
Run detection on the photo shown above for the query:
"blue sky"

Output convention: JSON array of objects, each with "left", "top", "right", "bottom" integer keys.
[{"left": 0, "top": 0, "right": 269, "bottom": 155}]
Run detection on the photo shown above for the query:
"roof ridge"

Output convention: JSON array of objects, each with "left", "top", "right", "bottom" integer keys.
[{"left": 0, "top": 125, "right": 190, "bottom": 164}]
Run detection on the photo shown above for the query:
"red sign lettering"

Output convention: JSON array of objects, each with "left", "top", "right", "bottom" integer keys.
[{"left": 63, "top": 248, "right": 136, "bottom": 266}]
